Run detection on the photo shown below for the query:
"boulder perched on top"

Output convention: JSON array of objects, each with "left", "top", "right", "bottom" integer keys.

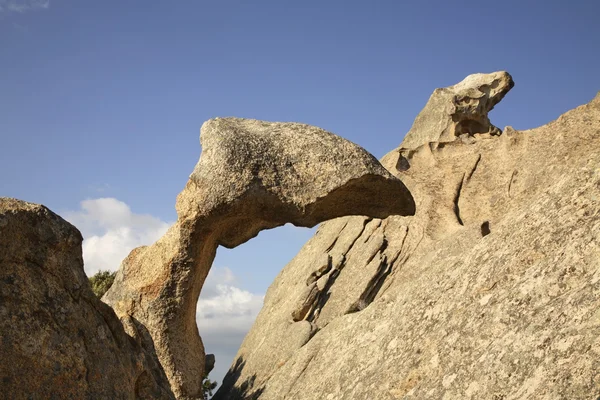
[
  {"left": 103, "top": 119, "right": 415, "bottom": 399},
  {"left": 0, "top": 198, "right": 174, "bottom": 399},
  {"left": 400, "top": 71, "right": 514, "bottom": 149}
]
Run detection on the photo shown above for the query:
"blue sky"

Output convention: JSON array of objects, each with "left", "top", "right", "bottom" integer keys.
[{"left": 1, "top": 0, "right": 599, "bottom": 387}]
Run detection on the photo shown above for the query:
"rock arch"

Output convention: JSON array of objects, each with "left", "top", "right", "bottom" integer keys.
[{"left": 103, "top": 118, "right": 415, "bottom": 399}]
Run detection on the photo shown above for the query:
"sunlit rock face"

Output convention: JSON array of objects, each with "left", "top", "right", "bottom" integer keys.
[
  {"left": 214, "top": 77, "right": 600, "bottom": 400},
  {"left": 400, "top": 71, "right": 514, "bottom": 150},
  {"left": 6, "top": 70, "right": 599, "bottom": 400},
  {"left": 103, "top": 118, "right": 415, "bottom": 399}
]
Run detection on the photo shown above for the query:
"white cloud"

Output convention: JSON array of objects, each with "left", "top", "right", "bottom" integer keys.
[
  {"left": 198, "top": 275, "right": 264, "bottom": 334},
  {"left": 198, "top": 266, "right": 264, "bottom": 387},
  {"left": 0, "top": 0, "right": 49, "bottom": 13},
  {"left": 63, "top": 198, "right": 171, "bottom": 276},
  {"left": 87, "top": 183, "right": 111, "bottom": 193}
]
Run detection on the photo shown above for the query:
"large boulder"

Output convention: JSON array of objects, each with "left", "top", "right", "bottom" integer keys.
[
  {"left": 0, "top": 198, "right": 174, "bottom": 399},
  {"left": 214, "top": 75, "right": 600, "bottom": 399},
  {"left": 103, "top": 119, "right": 415, "bottom": 399}
]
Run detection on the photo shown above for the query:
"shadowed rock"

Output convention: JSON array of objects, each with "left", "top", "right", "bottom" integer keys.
[
  {"left": 0, "top": 198, "right": 174, "bottom": 399},
  {"left": 103, "top": 118, "right": 415, "bottom": 399}
]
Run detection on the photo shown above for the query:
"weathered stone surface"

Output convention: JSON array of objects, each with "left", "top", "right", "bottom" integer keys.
[
  {"left": 103, "top": 119, "right": 415, "bottom": 399},
  {"left": 400, "top": 71, "right": 514, "bottom": 150},
  {"left": 215, "top": 76, "right": 600, "bottom": 399},
  {"left": 0, "top": 198, "right": 174, "bottom": 399}
]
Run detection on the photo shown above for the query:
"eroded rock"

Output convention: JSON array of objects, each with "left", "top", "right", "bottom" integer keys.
[
  {"left": 400, "top": 71, "right": 514, "bottom": 150},
  {"left": 0, "top": 198, "right": 174, "bottom": 399},
  {"left": 215, "top": 76, "right": 600, "bottom": 399},
  {"left": 103, "top": 119, "right": 415, "bottom": 399}
]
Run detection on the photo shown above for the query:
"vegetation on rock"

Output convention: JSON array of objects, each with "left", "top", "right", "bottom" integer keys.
[
  {"left": 88, "top": 270, "right": 116, "bottom": 298},
  {"left": 203, "top": 374, "right": 217, "bottom": 399}
]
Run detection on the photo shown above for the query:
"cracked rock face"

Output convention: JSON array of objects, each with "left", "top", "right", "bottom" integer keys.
[
  {"left": 0, "top": 198, "right": 174, "bottom": 399},
  {"left": 214, "top": 76, "right": 600, "bottom": 399},
  {"left": 103, "top": 119, "right": 415, "bottom": 399}
]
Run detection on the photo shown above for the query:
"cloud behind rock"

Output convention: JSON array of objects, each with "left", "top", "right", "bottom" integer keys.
[
  {"left": 197, "top": 267, "right": 264, "bottom": 386},
  {"left": 63, "top": 198, "right": 170, "bottom": 275}
]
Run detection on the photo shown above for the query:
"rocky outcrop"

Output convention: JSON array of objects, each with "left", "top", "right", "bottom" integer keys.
[
  {"left": 0, "top": 198, "right": 174, "bottom": 399},
  {"left": 103, "top": 119, "right": 415, "bottom": 399},
  {"left": 4, "top": 71, "right": 597, "bottom": 400},
  {"left": 215, "top": 74, "right": 600, "bottom": 399},
  {"left": 399, "top": 71, "right": 514, "bottom": 150}
]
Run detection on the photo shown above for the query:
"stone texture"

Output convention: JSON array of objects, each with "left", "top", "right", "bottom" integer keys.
[
  {"left": 0, "top": 198, "right": 174, "bottom": 400},
  {"left": 5, "top": 71, "right": 596, "bottom": 400},
  {"left": 400, "top": 71, "right": 514, "bottom": 150},
  {"left": 103, "top": 119, "right": 415, "bottom": 399},
  {"left": 214, "top": 75, "right": 600, "bottom": 399}
]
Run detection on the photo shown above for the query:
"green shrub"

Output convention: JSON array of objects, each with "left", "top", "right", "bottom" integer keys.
[
  {"left": 88, "top": 270, "right": 116, "bottom": 298},
  {"left": 203, "top": 374, "right": 217, "bottom": 399}
]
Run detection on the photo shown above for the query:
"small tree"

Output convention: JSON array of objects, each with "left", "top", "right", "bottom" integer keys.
[
  {"left": 203, "top": 374, "right": 217, "bottom": 399},
  {"left": 88, "top": 270, "right": 116, "bottom": 298}
]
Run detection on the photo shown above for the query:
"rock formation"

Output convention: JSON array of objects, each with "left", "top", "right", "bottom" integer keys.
[
  {"left": 399, "top": 71, "right": 513, "bottom": 149},
  {"left": 102, "top": 119, "right": 415, "bottom": 399},
  {"left": 214, "top": 74, "right": 600, "bottom": 399},
  {"left": 0, "top": 198, "right": 174, "bottom": 399},
  {"left": 3, "top": 70, "right": 598, "bottom": 400}
]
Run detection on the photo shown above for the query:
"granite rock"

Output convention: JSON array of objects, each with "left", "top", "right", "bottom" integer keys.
[
  {"left": 215, "top": 76, "right": 600, "bottom": 400},
  {"left": 0, "top": 198, "right": 174, "bottom": 400},
  {"left": 103, "top": 118, "right": 415, "bottom": 399}
]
